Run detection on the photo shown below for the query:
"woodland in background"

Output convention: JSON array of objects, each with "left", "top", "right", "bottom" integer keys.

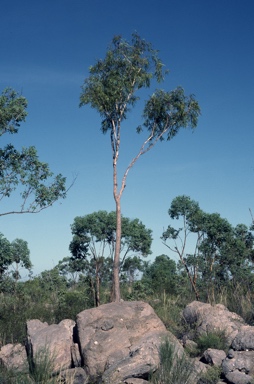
[{"left": 0, "top": 196, "right": 253, "bottom": 346}]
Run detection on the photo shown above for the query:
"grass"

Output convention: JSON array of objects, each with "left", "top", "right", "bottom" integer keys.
[
  {"left": 197, "top": 366, "right": 222, "bottom": 384},
  {"left": 149, "top": 338, "right": 198, "bottom": 384},
  {"left": 196, "top": 330, "right": 228, "bottom": 355},
  {"left": 0, "top": 346, "right": 77, "bottom": 384}
]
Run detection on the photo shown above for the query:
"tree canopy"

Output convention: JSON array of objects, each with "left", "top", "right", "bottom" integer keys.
[
  {"left": 162, "top": 195, "right": 254, "bottom": 302},
  {"left": 0, "top": 88, "right": 67, "bottom": 215}
]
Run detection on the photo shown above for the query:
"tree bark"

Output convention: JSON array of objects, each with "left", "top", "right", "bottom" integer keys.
[
  {"left": 95, "top": 262, "right": 100, "bottom": 307},
  {"left": 112, "top": 196, "right": 121, "bottom": 301}
]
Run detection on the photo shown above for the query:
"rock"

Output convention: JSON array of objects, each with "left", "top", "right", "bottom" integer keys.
[
  {"left": 201, "top": 348, "right": 226, "bottom": 366},
  {"left": 0, "top": 343, "right": 29, "bottom": 373},
  {"left": 222, "top": 350, "right": 254, "bottom": 376},
  {"left": 101, "top": 332, "right": 169, "bottom": 383},
  {"left": 71, "top": 342, "right": 82, "bottom": 367},
  {"left": 183, "top": 301, "right": 244, "bottom": 346},
  {"left": 26, "top": 318, "right": 75, "bottom": 374},
  {"left": 3, "top": 299, "right": 254, "bottom": 383},
  {"left": 58, "top": 367, "right": 88, "bottom": 384},
  {"left": 228, "top": 348, "right": 235, "bottom": 358},
  {"left": 184, "top": 339, "right": 198, "bottom": 354},
  {"left": 192, "top": 358, "right": 208, "bottom": 376},
  {"left": 76, "top": 301, "right": 170, "bottom": 382},
  {"left": 231, "top": 324, "right": 254, "bottom": 351},
  {"left": 224, "top": 371, "right": 253, "bottom": 384}
]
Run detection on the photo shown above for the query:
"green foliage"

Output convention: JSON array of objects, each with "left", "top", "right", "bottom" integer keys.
[
  {"left": 69, "top": 210, "right": 152, "bottom": 304},
  {"left": 70, "top": 210, "right": 152, "bottom": 261},
  {"left": 0, "top": 232, "right": 12, "bottom": 277},
  {"left": 149, "top": 338, "right": 197, "bottom": 384},
  {"left": 0, "top": 266, "right": 94, "bottom": 344},
  {"left": 80, "top": 33, "right": 200, "bottom": 140},
  {"left": 215, "top": 282, "right": 254, "bottom": 325},
  {"left": 80, "top": 34, "right": 200, "bottom": 301},
  {"left": 162, "top": 195, "right": 254, "bottom": 303},
  {"left": 198, "top": 366, "right": 221, "bottom": 384},
  {"left": 55, "top": 290, "right": 89, "bottom": 322},
  {"left": 0, "top": 234, "right": 32, "bottom": 285},
  {"left": 0, "top": 346, "right": 71, "bottom": 384},
  {"left": 29, "top": 346, "right": 56, "bottom": 383},
  {"left": 0, "top": 88, "right": 28, "bottom": 134},
  {"left": 10, "top": 238, "right": 32, "bottom": 281},
  {"left": 122, "top": 280, "right": 154, "bottom": 301},
  {"left": 151, "top": 293, "right": 189, "bottom": 336},
  {"left": 196, "top": 331, "right": 228, "bottom": 355},
  {"left": 80, "top": 33, "right": 166, "bottom": 128},
  {"left": 0, "top": 88, "right": 67, "bottom": 216},
  {"left": 142, "top": 254, "right": 178, "bottom": 295}
]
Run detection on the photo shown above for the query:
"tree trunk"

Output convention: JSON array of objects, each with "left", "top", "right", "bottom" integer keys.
[
  {"left": 112, "top": 197, "right": 121, "bottom": 302},
  {"left": 95, "top": 262, "right": 100, "bottom": 307}
]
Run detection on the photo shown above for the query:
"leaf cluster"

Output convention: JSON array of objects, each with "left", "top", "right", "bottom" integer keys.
[
  {"left": 0, "top": 88, "right": 67, "bottom": 215},
  {"left": 70, "top": 210, "right": 152, "bottom": 261},
  {"left": 80, "top": 33, "right": 165, "bottom": 132},
  {"left": 0, "top": 88, "right": 27, "bottom": 135},
  {"left": 0, "top": 233, "right": 32, "bottom": 280}
]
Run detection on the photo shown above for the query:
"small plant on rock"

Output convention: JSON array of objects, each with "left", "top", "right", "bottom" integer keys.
[
  {"left": 149, "top": 338, "right": 198, "bottom": 384},
  {"left": 198, "top": 366, "right": 222, "bottom": 384},
  {"left": 196, "top": 330, "right": 228, "bottom": 355},
  {"left": 29, "top": 346, "right": 56, "bottom": 383}
]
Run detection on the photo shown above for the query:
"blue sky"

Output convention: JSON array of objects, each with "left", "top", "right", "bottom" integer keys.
[{"left": 1, "top": 0, "right": 254, "bottom": 276}]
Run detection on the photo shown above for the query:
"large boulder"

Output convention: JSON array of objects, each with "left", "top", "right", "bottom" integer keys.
[
  {"left": 231, "top": 324, "right": 254, "bottom": 350},
  {"left": 76, "top": 300, "right": 171, "bottom": 382},
  {"left": 183, "top": 301, "right": 244, "bottom": 346},
  {"left": 26, "top": 318, "right": 78, "bottom": 374},
  {"left": 222, "top": 350, "right": 254, "bottom": 383},
  {"left": 183, "top": 301, "right": 254, "bottom": 384}
]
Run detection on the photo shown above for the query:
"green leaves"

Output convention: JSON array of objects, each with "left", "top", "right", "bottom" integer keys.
[
  {"left": 0, "top": 235, "right": 32, "bottom": 280},
  {"left": 80, "top": 34, "right": 201, "bottom": 300},
  {"left": 0, "top": 88, "right": 67, "bottom": 215},
  {"left": 80, "top": 33, "right": 166, "bottom": 132},
  {"left": 143, "top": 87, "right": 200, "bottom": 144},
  {"left": 0, "top": 88, "right": 28, "bottom": 135},
  {"left": 0, "top": 144, "right": 66, "bottom": 214},
  {"left": 163, "top": 195, "right": 254, "bottom": 301},
  {"left": 70, "top": 210, "right": 152, "bottom": 261},
  {"left": 0, "top": 233, "right": 12, "bottom": 276}
]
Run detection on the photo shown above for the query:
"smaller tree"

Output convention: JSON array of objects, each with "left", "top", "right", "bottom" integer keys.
[
  {"left": 0, "top": 232, "right": 12, "bottom": 279},
  {"left": 142, "top": 254, "right": 177, "bottom": 295},
  {"left": 10, "top": 238, "right": 32, "bottom": 282},
  {"left": 70, "top": 210, "right": 152, "bottom": 306},
  {"left": 163, "top": 195, "right": 254, "bottom": 302},
  {"left": 161, "top": 195, "right": 203, "bottom": 300}
]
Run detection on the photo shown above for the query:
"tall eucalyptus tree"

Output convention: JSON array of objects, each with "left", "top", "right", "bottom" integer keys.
[{"left": 80, "top": 34, "right": 200, "bottom": 301}]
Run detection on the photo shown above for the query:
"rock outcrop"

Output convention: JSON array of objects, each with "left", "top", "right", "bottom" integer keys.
[
  {"left": 183, "top": 301, "right": 254, "bottom": 384},
  {"left": 1, "top": 300, "right": 254, "bottom": 383},
  {"left": 183, "top": 301, "right": 245, "bottom": 346}
]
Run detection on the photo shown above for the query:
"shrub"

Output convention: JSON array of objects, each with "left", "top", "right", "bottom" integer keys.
[
  {"left": 196, "top": 330, "right": 228, "bottom": 355},
  {"left": 149, "top": 338, "right": 198, "bottom": 384},
  {"left": 29, "top": 346, "right": 57, "bottom": 383},
  {"left": 198, "top": 366, "right": 221, "bottom": 384}
]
